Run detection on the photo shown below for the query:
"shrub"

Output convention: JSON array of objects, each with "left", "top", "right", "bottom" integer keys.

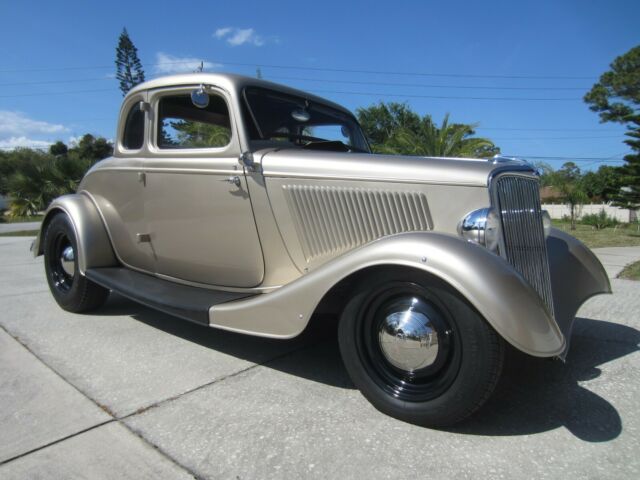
[{"left": 581, "top": 209, "right": 619, "bottom": 230}]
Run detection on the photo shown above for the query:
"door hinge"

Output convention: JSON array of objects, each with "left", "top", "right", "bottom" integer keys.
[{"left": 138, "top": 171, "right": 146, "bottom": 186}]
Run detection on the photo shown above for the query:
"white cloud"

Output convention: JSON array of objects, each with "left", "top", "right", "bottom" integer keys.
[
  {"left": 67, "top": 135, "right": 81, "bottom": 147},
  {"left": 229, "top": 28, "right": 264, "bottom": 46},
  {"left": 213, "top": 27, "right": 268, "bottom": 47},
  {"left": 0, "top": 111, "right": 68, "bottom": 150},
  {"left": 0, "top": 110, "right": 67, "bottom": 137},
  {"left": 0, "top": 136, "right": 52, "bottom": 150},
  {"left": 154, "top": 52, "right": 221, "bottom": 74},
  {"left": 214, "top": 27, "right": 232, "bottom": 39}
]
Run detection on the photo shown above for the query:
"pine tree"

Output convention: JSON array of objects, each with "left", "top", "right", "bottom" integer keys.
[
  {"left": 115, "top": 28, "right": 145, "bottom": 96},
  {"left": 584, "top": 45, "right": 640, "bottom": 209}
]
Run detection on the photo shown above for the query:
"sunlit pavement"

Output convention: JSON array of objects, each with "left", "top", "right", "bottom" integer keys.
[
  {"left": 0, "top": 222, "right": 40, "bottom": 234},
  {"left": 0, "top": 236, "right": 638, "bottom": 479},
  {"left": 592, "top": 246, "right": 640, "bottom": 278}
]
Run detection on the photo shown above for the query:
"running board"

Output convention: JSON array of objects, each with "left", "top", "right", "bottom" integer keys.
[{"left": 85, "top": 267, "right": 255, "bottom": 325}]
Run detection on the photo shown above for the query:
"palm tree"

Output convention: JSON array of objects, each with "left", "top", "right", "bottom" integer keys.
[
  {"left": 378, "top": 114, "right": 498, "bottom": 158},
  {"left": 7, "top": 151, "right": 91, "bottom": 217}
]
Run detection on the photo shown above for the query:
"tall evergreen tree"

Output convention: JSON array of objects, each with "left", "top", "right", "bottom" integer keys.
[
  {"left": 584, "top": 45, "right": 640, "bottom": 210},
  {"left": 115, "top": 28, "right": 145, "bottom": 96}
]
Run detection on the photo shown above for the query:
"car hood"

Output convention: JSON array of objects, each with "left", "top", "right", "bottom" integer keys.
[{"left": 259, "top": 149, "right": 533, "bottom": 187}]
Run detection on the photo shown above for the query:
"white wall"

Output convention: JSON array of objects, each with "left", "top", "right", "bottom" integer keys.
[{"left": 542, "top": 203, "right": 638, "bottom": 222}]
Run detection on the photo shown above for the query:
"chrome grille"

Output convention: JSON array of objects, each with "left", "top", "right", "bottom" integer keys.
[{"left": 493, "top": 175, "right": 555, "bottom": 316}]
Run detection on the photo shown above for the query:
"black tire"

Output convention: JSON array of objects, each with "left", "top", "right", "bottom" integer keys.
[
  {"left": 43, "top": 213, "right": 109, "bottom": 312},
  {"left": 338, "top": 269, "right": 504, "bottom": 427}
]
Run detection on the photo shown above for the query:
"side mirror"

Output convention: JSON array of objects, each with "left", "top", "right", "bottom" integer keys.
[{"left": 191, "top": 85, "right": 210, "bottom": 109}]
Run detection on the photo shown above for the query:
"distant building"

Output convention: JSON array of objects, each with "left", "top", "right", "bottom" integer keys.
[{"left": 539, "top": 186, "right": 562, "bottom": 203}]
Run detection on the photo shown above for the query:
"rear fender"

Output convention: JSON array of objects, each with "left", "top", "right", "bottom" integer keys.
[{"left": 33, "top": 193, "right": 117, "bottom": 274}]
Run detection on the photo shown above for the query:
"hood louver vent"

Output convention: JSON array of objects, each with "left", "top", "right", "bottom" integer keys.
[{"left": 283, "top": 185, "right": 432, "bottom": 262}]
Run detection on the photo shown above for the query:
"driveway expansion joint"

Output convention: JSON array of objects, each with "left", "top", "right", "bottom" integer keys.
[
  {"left": 0, "top": 324, "right": 198, "bottom": 476},
  {"left": 0, "top": 289, "right": 49, "bottom": 299},
  {"left": 119, "top": 340, "right": 316, "bottom": 420},
  {"left": 0, "top": 420, "right": 116, "bottom": 466},
  {"left": 1, "top": 319, "right": 315, "bottom": 478}
]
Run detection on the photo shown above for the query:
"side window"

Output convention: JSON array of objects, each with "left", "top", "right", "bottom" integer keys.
[
  {"left": 157, "top": 93, "right": 231, "bottom": 149},
  {"left": 122, "top": 102, "right": 145, "bottom": 150}
]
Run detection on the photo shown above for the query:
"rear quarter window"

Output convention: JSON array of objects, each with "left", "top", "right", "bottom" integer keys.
[{"left": 122, "top": 102, "right": 145, "bottom": 150}]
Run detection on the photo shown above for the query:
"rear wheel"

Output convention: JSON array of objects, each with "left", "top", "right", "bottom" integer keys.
[
  {"left": 43, "top": 213, "right": 109, "bottom": 312},
  {"left": 338, "top": 269, "right": 504, "bottom": 427}
]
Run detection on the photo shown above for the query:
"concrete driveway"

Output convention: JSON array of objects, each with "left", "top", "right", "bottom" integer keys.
[
  {"left": 0, "top": 222, "right": 41, "bottom": 234},
  {"left": 0, "top": 237, "right": 638, "bottom": 479},
  {"left": 592, "top": 246, "right": 640, "bottom": 278}
]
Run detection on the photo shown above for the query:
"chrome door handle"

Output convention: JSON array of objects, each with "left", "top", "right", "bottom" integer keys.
[{"left": 225, "top": 176, "right": 241, "bottom": 188}]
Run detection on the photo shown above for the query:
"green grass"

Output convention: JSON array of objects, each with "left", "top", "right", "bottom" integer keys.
[
  {"left": 0, "top": 230, "right": 39, "bottom": 237},
  {"left": 552, "top": 220, "right": 640, "bottom": 249},
  {"left": 618, "top": 260, "right": 640, "bottom": 281},
  {"left": 0, "top": 214, "right": 44, "bottom": 224}
]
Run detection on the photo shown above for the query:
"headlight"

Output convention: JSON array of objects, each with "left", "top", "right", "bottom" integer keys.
[{"left": 457, "top": 208, "right": 501, "bottom": 252}]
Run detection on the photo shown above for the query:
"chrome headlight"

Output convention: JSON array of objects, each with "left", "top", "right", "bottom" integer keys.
[{"left": 457, "top": 208, "right": 501, "bottom": 252}]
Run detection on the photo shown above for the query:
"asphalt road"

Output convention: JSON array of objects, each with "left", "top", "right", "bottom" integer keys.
[{"left": 0, "top": 237, "right": 638, "bottom": 479}]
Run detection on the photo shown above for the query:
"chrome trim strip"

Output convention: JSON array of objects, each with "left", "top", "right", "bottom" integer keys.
[
  {"left": 264, "top": 171, "right": 486, "bottom": 187},
  {"left": 85, "top": 167, "right": 240, "bottom": 176}
]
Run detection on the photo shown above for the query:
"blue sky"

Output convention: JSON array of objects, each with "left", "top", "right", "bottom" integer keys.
[{"left": 0, "top": 0, "right": 638, "bottom": 170}]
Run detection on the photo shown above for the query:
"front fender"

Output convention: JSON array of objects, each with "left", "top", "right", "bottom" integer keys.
[
  {"left": 548, "top": 227, "right": 611, "bottom": 356},
  {"left": 33, "top": 193, "right": 117, "bottom": 274},
  {"left": 211, "top": 232, "right": 567, "bottom": 357}
]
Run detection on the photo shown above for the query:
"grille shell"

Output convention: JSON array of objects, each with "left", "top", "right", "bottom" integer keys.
[{"left": 492, "top": 174, "right": 555, "bottom": 316}]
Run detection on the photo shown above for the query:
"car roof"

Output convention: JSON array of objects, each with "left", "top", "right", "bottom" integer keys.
[{"left": 126, "top": 72, "right": 354, "bottom": 117}]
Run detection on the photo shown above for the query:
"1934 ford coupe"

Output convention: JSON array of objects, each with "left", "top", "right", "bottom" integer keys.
[{"left": 33, "top": 73, "right": 611, "bottom": 426}]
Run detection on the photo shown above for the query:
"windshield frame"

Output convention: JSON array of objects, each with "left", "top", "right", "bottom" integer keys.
[{"left": 242, "top": 86, "right": 371, "bottom": 153}]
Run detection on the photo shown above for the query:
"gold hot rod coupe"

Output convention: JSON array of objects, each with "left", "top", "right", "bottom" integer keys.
[{"left": 33, "top": 73, "right": 610, "bottom": 426}]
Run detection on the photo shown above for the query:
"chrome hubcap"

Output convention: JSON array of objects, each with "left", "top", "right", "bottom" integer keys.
[
  {"left": 60, "top": 245, "right": 75, "bottom": 277},
  {"left": 378, "top": 297, "right": 440, "bottom": 373}
]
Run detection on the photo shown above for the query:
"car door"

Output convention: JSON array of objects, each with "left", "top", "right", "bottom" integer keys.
[
  {"left": 143, "top": 85, "right": 264, "bottom": 288},
  {"left": 83, "top": 91, "right": 155, "bottom": 273}
]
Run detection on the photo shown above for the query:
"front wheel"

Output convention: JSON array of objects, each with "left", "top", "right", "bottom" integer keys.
[
  {"left": 338, "top": 270, "right": 504, "bottom": 427},
  {"left": 43, "top": 213, "right": 109, "bottom": 312}
]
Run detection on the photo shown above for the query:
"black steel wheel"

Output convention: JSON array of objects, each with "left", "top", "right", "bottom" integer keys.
[
  {"left": 338, "top": 269, "right": 504, "bottom": 427},
  {"left": 43, "top": 213, "right": 109, "bottom": 312}
]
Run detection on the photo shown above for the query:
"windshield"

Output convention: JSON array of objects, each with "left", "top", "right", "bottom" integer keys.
[{"left": 243, "top": 87, "right": 370, "bottom": 153}]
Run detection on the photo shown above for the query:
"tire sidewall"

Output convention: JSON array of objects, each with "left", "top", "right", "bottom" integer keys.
[
  {"left": 43, "top": 214, "right": 82, "bottom": 309},
  {"left": 338, "top": 270, "right": 503, "bottom": 426}
]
